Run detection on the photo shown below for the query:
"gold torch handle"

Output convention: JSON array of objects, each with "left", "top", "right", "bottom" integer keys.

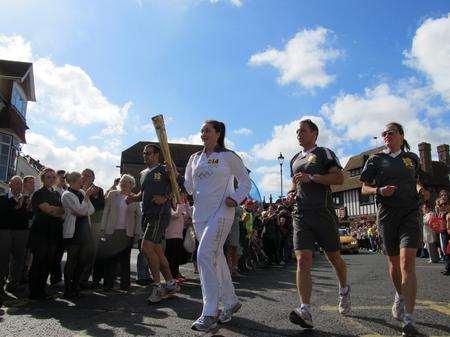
[{"left": 151, "top": 114, "right": 182, "bottom": 204}]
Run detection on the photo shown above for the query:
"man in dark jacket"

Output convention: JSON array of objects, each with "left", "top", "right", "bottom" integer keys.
[{"left": 0, "top": 176, "right": 32, "bottom": 296}]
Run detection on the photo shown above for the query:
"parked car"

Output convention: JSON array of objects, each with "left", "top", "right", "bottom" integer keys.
[{"left": 339, "top": 228, "right": 359, "bottom": 254}]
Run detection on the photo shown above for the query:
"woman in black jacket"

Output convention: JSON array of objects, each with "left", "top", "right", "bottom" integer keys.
[{"left": 29, "top": 168, "right": 65, "bottom": 300}]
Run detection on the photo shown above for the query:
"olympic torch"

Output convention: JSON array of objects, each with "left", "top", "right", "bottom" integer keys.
[{"left": 152, "top": 114, "right": 181, "bottom": 204}]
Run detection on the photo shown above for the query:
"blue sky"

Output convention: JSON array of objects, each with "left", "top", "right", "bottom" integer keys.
[{"left": 0, "top": 0, "right": 449, "bottom": 198}]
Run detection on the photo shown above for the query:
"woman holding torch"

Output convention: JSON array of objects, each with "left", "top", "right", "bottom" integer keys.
[{"left": 184, "top": 120, "right": 251, "bottom": 332}]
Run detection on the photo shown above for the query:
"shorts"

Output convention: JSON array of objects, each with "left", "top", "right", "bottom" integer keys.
[
  {"left": 378, "top": 205, "right": 420, "bottom": 256},
  {"left": 225, "top": 220, "right": 240, "bottom": 247},
  {"left": 142, "top": 214, "right": 170, "bottom": 244},
  {"left": 293, "top": 208, "right": 340, "bottom": 252}
]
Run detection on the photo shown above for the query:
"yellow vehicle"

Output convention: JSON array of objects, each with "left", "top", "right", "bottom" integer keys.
[{"left": 339, "top": 228, "right": 359, "bottom": 254}]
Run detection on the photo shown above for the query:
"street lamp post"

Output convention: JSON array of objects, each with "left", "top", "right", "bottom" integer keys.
[{"left": 278, "top": 152, "right": 284, "bottom": 199}]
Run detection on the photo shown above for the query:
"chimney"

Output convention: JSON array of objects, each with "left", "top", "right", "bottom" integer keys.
[
  {"left": 437, "top": 144, "right": 450, "bottom": 166},
  {"left": 418, "top": 142, "right": 432, "bottom": 174}
]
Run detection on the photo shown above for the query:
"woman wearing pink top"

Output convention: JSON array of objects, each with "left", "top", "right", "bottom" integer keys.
[{"left": 165, "top": 195, "right": 192, "bottom": 282}]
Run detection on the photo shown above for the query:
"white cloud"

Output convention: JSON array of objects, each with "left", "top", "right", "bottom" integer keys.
[
  {"left": 0, "top": 34, "right": 131, "bottom": 136},
  {"left": 170, "top": 132, "right": 235, "bottom": 148},
  {"left": 232, "top": 127, "right": 253, "bottom": 136},
  {"left": 249, "top": 27, "right": 342, "bottom": 90},
  {"left": 322, "top": 84, "right": 414, "bottom": 141},
  {"left": 0, "top": 33, "right": 129, "bottom": 188},
  {"left": 210, "top": 0, "right": 242, "bottom": 7},
  {"left": 138, "top": 0, "right": 242, "bottom": 8},
  {"left": 32, "top": 58, "right": 131, "bottom": 135},
  {"left": 56, "top": 129, "right": 76, "bottom": 142},
  {"left": 254, "top": 165, "right": 291, "bottom": 198},
  {"left": 171, "top": 132, "right": 202, "bottom": 145},
  {"left": 23, "top": 132, "right": 120, "bottom": 189},
  {"left": 404, "top": 14, "right": 450, "bottom": 104},
  {"left": 0, "top": 35, "right": 32, "bottom": 61},
  {"left": 321, "top": 83, "right": 450, "bottom": 155}
]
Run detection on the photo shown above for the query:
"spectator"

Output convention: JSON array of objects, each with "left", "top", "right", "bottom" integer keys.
[
  {"left": 226, "top": 206, "right": 243, "bottom": 277},
  {"left": 422, "top": 204, "right": 439, "bottom": 263},
  {"left": 101, "top": 174, "right": 142, "bottom": 291},
  {"left": 54, "top": 170, "right": 68, "bottom": 195},
  {"left": 435, "top": 190, "right": 450, "bottom": 275},
  {"left": 105, "top": 177, "right": 120, "bottom": 196},
  {"left": 50, "top": 169, "right": 67, "bottom": 287},
  {"left": 80, "top": 168, "right": 105, "bottom": 289},
  {"left": 165, "top": 195, "right": 191, "bottom": 282},
  {"left": 29, "top": 168, "right": 64, "bottom": 301},
  {"left": 22, "top": 175, "right": 36, "bottom": 283},
  {"left": 278, "top": 209, "right": 292, "bottom": 264},
  {"left": 262, "top": 205, "right": 280, "bottom": 264},
  {"left": 0, "top": 176, "right": 32, "bottom": 295},
  {"left": 61, "top": 171, "right": 96, "bottom": 299}
]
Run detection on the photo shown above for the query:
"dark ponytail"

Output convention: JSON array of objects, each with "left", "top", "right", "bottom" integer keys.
[
  {"left": 205, "top": 120, "right": 226, "bottom": 149},
  {"left": 387, "top": 122, "right": 410, "bottom": 152}
]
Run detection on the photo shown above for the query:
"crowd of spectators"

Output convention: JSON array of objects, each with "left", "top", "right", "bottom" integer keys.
[{"left": 0, "top": 168, "right": 449, "bottom": 309}]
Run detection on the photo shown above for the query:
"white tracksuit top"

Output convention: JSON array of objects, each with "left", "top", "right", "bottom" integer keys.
[{"left": 184, "top": 148, "right": 252, "bottom": 223}]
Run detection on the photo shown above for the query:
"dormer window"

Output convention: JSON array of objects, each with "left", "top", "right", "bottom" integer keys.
[
  {"left": 349, "top": 168, "right": 362, "bottom": 177},
  {"left": 11, "top": 83, "right": 27, "bottom": 119}
]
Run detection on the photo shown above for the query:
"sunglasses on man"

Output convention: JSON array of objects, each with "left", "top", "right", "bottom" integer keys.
[{"left": 381, "top": 129, "right": 399, "bottom": 138}]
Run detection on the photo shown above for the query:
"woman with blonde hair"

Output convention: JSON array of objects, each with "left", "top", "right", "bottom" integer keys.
[{"left": 101, "top": 174, "right": 142, "bottom": 291}]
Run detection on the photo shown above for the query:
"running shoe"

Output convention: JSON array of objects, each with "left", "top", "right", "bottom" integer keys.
[
  {"left": 402, "top": 323, "right": 422, "bottom": 337},
  {"left": 392, "top": 296, "right": 405, "bottom": 321},
  {"left": 164, "top": 281, "right": 180, "bottom": 296},
  {"left": 191, "top": 315, "right": 218, "bottom": 331},
  {"left": 338, "top": 285, "right": 351, "bottom": 315},
  {"left": 218, "top": 301, "right": 242, "bottom": 323},
  {"left": 147, "top": 284, "right": 166, "bottom": 303},
  {"left": 289, "top": 307, "right": 314, "bottom": 329}
]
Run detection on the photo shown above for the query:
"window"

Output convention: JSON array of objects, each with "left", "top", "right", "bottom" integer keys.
[
  {"left": 333, "top": 192, "right": 344, "bottom": 207},
  {"left": 0, "top": 133, "right": 12, "bottom": 181},
  {"left": 0, "top": 133, "right": 20, "bottom": 182},
  {"left": 349, "top": 168, "right": 362, "bottom": 177},
  {"left": 359, "top": 190, "right": 375, "bottom": 206},
  {"left": 11, "top": 83, "right": 27, "bottom": 119}
]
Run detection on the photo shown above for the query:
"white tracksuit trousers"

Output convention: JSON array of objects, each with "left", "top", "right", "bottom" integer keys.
[{"left": 194, "top": 215, "right": 238, "bottom": 317}]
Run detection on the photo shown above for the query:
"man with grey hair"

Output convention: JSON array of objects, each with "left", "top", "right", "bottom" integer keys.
[{"left": 0, "top": 176, "right": 32, "bottom": 296}]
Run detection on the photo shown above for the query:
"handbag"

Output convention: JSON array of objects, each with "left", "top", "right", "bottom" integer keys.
[{"left": 183, "top": 225, "right": 196, "bottom": 253}]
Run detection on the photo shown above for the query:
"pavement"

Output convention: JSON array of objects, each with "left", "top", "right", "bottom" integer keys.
[{"left": 1, "top": 250, "right": 449, "bottom": 337}]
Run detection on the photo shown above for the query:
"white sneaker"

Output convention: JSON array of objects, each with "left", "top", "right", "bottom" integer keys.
[
  {"left": 392, "top": 296, "right": 405, "bottom": 321},
  {"left": 147, "top": 285, "right": 167, "bottom": 303},
  {"left": 289, "top": 307, "right": 314, "bottom": 329},
  {"left": 218, "top": 302, "right": 242, "bottom": 323},
  {"left": 191, "top": 315, "right": 218, "bottom": 331},
  {"left": 338, "top": 285, "right": 351, "bottom": 315}
]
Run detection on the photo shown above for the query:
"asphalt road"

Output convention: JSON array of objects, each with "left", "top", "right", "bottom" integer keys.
[{"left": 1, "top": 250, "right": 449, "bottom": 337}]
